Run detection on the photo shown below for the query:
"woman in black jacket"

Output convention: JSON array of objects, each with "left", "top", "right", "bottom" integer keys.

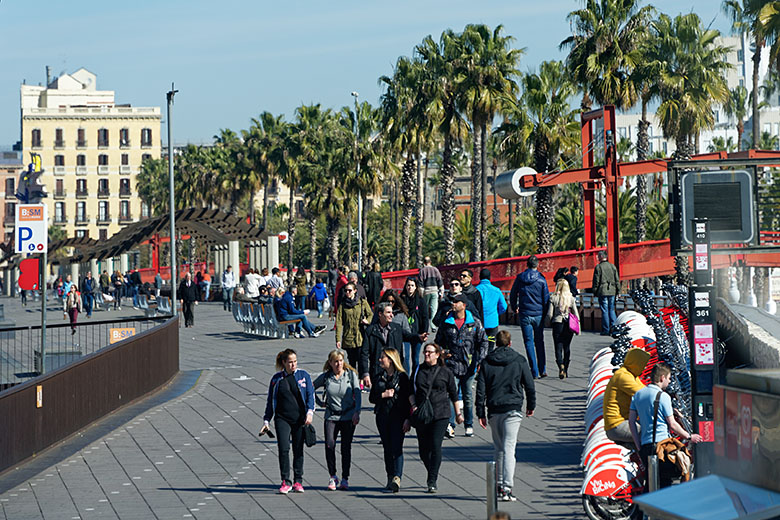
[
  {"left": 368, "top": 348, "right": 411, "bottom": 493},
  {"left": 400, "top": 277, "right": 429, "bottom": 374},
  {"left": 410, "top": 343, "right": 461, "bottom": 493}
]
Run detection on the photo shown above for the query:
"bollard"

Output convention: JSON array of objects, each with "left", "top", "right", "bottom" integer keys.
[
  {"left": 486, "top": 461, "right": 497, "bottom": 519},
  {"left": 647, "top": 454, "right": 659, "bottom": 493}
]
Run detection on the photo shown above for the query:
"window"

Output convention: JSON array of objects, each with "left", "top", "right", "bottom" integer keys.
[
  {"left": 77, "top": 128, "right": 86, "bottom": 147},
  {"left": 141, "top": 202, "right": 149, "bottom": 218},
  {"left": 77, "top": 154, "right": 86, "bottom": 166},
  {"left": 55, "top": 179, "right": 64, "bottom": 196},
  {"left": 76, "top": 230, "right": 87, "bottom": 238},
  {"left": 98, "top": 128, "right": 109, "bottom": 147},
  {"left": 714, "top": 111, "right": 719, "bottom": 123},
  {"left": 99, "top": 229, "right": 108, "bottom": 241},
  {"left": 55, "top": 128, "right": 64, "bottom": 148},
  {"left": 120, "top": 200, "right": 130, "bottom": 218},
  {"left": 54, "top": 155, "right": 65, "bottom": 166},
  {"left": 5, "top": 202, "right": 15, "bottom": 217},
  {"left": 31, "top": 129, "right": 41, "bottom": 148},
  {"left": 141, "top": 128, "right": 152, "bottom": 147},
  {"left": 76, "top": 179, "right": 87, "bottom": 195},
  {"left": 55, "top": 202, "right": 65, "bottom": 222},
  {"left": 737, "top": 50, "right": 744, "bottom": 62},
  {"left": 141, "top": 153, "right": 151, "bottom": 163},
  {"left": 99, "top": 154, "right": 109, "bottom": 166},
  {"left": 121, "top": 153, "right": 129, "bottom": 165},
  {"left": 120, "top": 178, "right": 131, "bottom": 195},
  {"left": 119, "top": 128, "right": 129, "bottom": 147},
  {"left": 663, "top": 142, "right": 668, "bottom": 154},
  {"left": 76, "top": 201, "right": 86, "bottom": 220},
  {"left": 99, "top": 201, "right": 109, "bottom": 221},
  {"left": 5, "top": 178, "right": 14, "bottom": 197}
]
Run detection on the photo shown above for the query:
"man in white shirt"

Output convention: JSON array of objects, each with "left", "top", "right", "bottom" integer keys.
[
  {"left": 222, "top": 265, "right": 236, "bottom": 311},
  {"left": 245, "top": 268, "right": 261, "bottom": 299}
]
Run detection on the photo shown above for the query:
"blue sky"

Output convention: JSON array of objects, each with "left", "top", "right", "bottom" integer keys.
[{"left": 0, "top": 1, "right": 728, "bottom": 146}]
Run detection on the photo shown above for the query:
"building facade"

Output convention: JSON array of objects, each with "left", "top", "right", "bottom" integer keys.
[
  {"left": 0, "top": 150, "right": 23, "bottom": 245},
  {"left": 20, "top": 68, "right": 160, "bottom": 241}
]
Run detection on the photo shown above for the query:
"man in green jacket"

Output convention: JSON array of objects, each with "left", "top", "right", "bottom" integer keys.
[{"left": 592, "top": 251, "right": 620, "bottom": 336}]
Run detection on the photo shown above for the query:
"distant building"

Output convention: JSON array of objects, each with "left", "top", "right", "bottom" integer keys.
[{"left": 20, "top": 68, "right": 160, "bottom": 241}]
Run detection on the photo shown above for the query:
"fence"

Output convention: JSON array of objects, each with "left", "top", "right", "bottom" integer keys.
[
  {"left": 0, "top": 317, "right": 178, "bottom": 473},
  {"left": 0, "top": 316, "right": 169, "bottom": 392}
]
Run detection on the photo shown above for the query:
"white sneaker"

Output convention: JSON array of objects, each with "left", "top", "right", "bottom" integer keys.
[
  {"left": 445, "top": 425, "right": 455, "bottom": 439},
  {"left": 327, "top": 476, "right": 339, "bottom": 491},
  {"left": 465, "top": 426, "right": 474, "bottom": 437}
]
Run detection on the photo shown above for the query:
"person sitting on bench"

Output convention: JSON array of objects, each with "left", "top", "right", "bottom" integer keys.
[{"left": 274, "top": 286, "right": 325, "bottom": 339}]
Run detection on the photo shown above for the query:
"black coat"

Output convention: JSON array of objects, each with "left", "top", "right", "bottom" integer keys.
[
  {"left": 369, "top": 370, "right": 412, "bottom": 419},
  {"left": 433, "top": 291, "right": 480, "bottom": 328},
  {"left": 564, "top": 273, "right": 579, "bottom": 296},
  {"left": 359, "top": 322, "right": 417, "bottom": 380},
  {"left": 434, "top": 311, "right": 489, "bottom": 378},
  {"left": 400, "top": 293, "right": 429, "bottom": 335},
  {"left": 476, "top": 346, "right": 536, "bottom": 419},
  {"left": 364, "top": 271, "right": 384, "bottom": 306},
  {"left": 178, "top": 280, "right": 199, "bottom": 302},
  {"left": 412, "top": 362, "right": 458, "bottom": 421},
  {"left": 461, "top": 284, "right": 484, "bottom": 322}
]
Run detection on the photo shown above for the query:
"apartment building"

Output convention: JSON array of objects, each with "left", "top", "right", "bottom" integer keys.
[
  {"left": 20, "top": 68, "right": 160, "bottom": 241},
  {"left": 0, "top": 150, "right": 23, "bottom": 244}
]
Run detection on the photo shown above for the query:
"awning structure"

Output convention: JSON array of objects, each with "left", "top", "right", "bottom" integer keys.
[
  {"left": 633, "top": 475, "right": 780, "bottom": 520},
  {"left": 2, "top": 208, "right": 269, "bottom": 266}
]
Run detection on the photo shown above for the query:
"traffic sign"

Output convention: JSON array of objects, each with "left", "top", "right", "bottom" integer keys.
[{"left": 15, "top": 204, "right": 47, "bottom": 254}]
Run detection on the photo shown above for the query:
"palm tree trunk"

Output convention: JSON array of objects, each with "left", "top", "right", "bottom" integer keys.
[
  {"left": 401, "top": 156, "right": 415, "bottom": 269},
  {"left": 262, "top": 178, "right": 269, "bottom": 230},
  {"left": 470, "top": 123, "right": 482, "bottom": 262},
  {"left": 534, "top": 135, "right": 554, "bottom": 254},
  {"left": 327, "top": 217, "right": 340, "bottom": 270},
  {"left": 347, "top": 211, "right": 353, "bottom": 266},
  {"left": 441, "top": 137, "right": 456, "bottom": 265},
  {"left": 737, "top": 120, "right": 744, "bottom": 151},
  {"left": 287, "top": 187, "right": 295, "bottom": 286},
  {"left": 309, "top": 215, "right": 317, "bottom": 272},
  {"left": 752, "top": 43, "right": 762, "bottom": 149},
  {"left": 480, "top": 123, "right": 488, "bottom": 260},
  {"left": 635, "top": 99, "right": 649, "bottom": 243},
  {"left": 361, "top": 193, "right": 368, "bottom": 268},
  {"left": 249, "top": 190, "right": 256, "bottom": 226},
  {"left": 415, "top": 149, "right": 424, "bottom": 269},
  {"left": 393, "top": 179, "right": 400, "bottom": 271}
]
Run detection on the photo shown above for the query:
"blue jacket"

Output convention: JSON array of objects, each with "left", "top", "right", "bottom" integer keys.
[
  {"left": 263, "top": 369, "right": 315, "bottom": 422},
  {"left": 476, "top": 279, "right": 507, "bottom": 329},
  {"left": 275, "top": 291, "right": 302, "bottom": 320},
  {"left": 309, "top": 282, "right": 328, "bottom": 302},
  {"left": 509, "top": 268, "right": 549, "bottom": 317}
]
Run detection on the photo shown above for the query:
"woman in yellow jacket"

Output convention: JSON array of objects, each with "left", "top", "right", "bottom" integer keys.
[
  {"left": 602, "top": 348, "right": 651, "bottom": 446},
  {"left": 335, "top": 283, "right": 372, "bottom": 369}
]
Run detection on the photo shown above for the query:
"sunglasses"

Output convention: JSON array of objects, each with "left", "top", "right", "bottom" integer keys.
[
  {"left": 423, "top": 351, "right": 436, "bottom": 355},
  {"left": 450, "top": 282, "right": 461, "bottom": 286},
  {"left": 460, "top": 274, "right": 470, "bottom": 278}
]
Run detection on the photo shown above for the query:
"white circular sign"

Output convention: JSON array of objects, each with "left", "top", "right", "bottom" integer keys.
[{"left": 278, "top": 231, "right": 289, "bottom": 243}]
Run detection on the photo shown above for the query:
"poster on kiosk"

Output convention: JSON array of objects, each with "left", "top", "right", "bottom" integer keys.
[{"left": 15, "top": 204, "right": 48, "bottom": 254}]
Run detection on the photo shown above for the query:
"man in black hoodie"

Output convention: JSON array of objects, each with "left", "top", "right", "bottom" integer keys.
[{"left": 476, "top": 330, "right": 536, "bottom": 503}]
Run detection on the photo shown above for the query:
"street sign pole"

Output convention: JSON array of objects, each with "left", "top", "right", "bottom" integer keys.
[{"left": 41, "top": 250, "right": 46, "bottom": 374}]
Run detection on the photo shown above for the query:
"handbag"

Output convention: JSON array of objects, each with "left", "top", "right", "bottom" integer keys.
[
  {"left": 411, "top": 366, "right": 440, "bottom": 428},
  {"left": 303, "top": 423, "right": 316, "bottom": 447},
  {"left": 568, "top": 312, "right": 580, "bottom": 335}
]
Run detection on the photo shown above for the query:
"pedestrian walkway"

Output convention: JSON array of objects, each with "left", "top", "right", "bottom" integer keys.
[{"left": 0, "top": 297, "right": 604, "bottom": 519}]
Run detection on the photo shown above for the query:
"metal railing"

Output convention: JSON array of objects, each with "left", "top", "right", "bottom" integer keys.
[{"left": 0, "top": 315, "right": 169, "bottom": 393}]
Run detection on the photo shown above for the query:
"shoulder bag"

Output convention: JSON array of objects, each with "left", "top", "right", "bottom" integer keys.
[{"left": 411, "top": 365, "right": 440, "bottom": 428}]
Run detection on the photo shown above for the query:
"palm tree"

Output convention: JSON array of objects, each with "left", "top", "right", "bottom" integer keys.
[
  {"left": 458, "top": 24, "right": 523, "bottom": 261},
  {"left": 519, "top": 60, "right": 580, "bottom": 254},
  {"left": 725, "top": 0, "right": 771, "bottom": 149},
  {"left": 650, "top": 13, "right": 731, "bottom": 158},
  {"left": 246, "top": 112, "right": 286, "bottom": 229},
  {"left": 416, "top": 30, "right": 469, "bottom": 264},
  {"left": 561, "top": 0, "right": 655, "bottom": 112},
  {"left": 724, "top": 86, "right": 750, "bottom": 150},
  {"left": 708, "top": 136, "right": 738, "bottom": 152},
  {"left": 137, "top": 157, "right": 170, "bottom": 215}
]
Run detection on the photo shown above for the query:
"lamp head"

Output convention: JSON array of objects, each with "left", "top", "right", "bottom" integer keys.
[{"left": 351, "top": 91, "right": 359, "bottom": 98}]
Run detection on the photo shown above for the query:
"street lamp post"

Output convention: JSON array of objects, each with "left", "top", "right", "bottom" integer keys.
[
  {"left": 167, "top": 84, "right": 178, "bottom": 316},
  {"left": 351, "top": 91, "right": 363, "bottom": 272}
]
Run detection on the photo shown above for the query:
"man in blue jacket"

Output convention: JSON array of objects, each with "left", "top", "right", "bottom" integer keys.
[
  {"left": 476, "top": 268, "right": 507, "bottom": 351},
  {"left": 508, "top": 255, "right": 550, "bottom": 378},
  {"left": 274, "top": 286, "right": 325, "bottom": 338}
]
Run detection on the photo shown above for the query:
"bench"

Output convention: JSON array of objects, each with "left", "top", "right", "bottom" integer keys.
[
  {"left": 231, "top": 301, "right": 301, "bottom": 338},
  {"left": 139, "top": 294, "right": 159, "bottom": 318},
  {"left": 157, "top": 297, "right": 172, "bottom": 315},
  {"left": 94, "top": 292, "right": 112, "bottom": 311}
]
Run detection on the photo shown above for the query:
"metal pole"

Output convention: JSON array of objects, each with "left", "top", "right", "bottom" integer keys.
[
  {"left": 486, "top": 461, "right": 497, "bottom": 519},
  {"left": 40, "top": 251, "right": 46, "bottom": 374},
  {"left": 167, "top": 84, "right": 178, "bottom": 317},
  {"left": 352, "top": 91, "right": 362, "bottom": 272}
]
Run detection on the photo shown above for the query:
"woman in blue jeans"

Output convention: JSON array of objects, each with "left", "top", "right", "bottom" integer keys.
[
  {"left": 400, "top": 277, "right": 428, "bottom": 374},
  {"left": 369, "top": 348, "right": 411, "bottom": 493}
]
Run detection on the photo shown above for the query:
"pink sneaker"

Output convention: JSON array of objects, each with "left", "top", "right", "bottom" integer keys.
[
  {"left": 327, "top": 476, "right": 339, "bottom": 491},
  {"left": 279, "top": 481, "right": 292, "bottom": 494},
  {"left": 292, "top": 482, "right": 305, "bottom": 493}
]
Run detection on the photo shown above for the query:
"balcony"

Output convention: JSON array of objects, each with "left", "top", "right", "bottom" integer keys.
[
  {"left": 120, "top": 139, "right": 130, "bottom": 149},
  {"left": 5, "top": 190, "right": 15, "bottom": 200},
  {"left": 98, "top": 165, "right": 109, "bottom": 174},
  {"left": 98, "top": 140, "right": 109, "bottom": 149},
  {"left": 54, "top": 215, "right": 67, "bottom": 224},
  {"left": 119, "top": 214, "right": 132, "bottom": 223},
  {"left": 98, "top": 189, "right": 110, "bottom": 199},
  {"left": 76, "top": 189, "right": 88, "bottom": 199},
  {"left": 75, "top": 215, "right": 90, "bottom": 225},
  {"left": 76, "top": 139, "right": 87, "bottom": 148},
  {"left": 76, "top": 166, "right": 88, "bottom": 175},
  {"left": 141, "top": 140, "right": 152, "bottom": 149},
  {"left": 54, "top": 139, "right": 65, "bottom": 149},
  {"left": 119, "top": 165, "right": 132, "bottom": 174},
  {"left": 54, "top": 190, "right": 66, "bottom": 200},
  {"left": 97, "top": 215, "right": 111, "bottom": 224},
  {"left": 4, "top": 219, "right": 15, "bottom": 227},
  {"left": 119, "top": 188, "right": 131, "bottom": 198},
  {"left": 53, "top": 166, "right": 66, "bottom": 175}
]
